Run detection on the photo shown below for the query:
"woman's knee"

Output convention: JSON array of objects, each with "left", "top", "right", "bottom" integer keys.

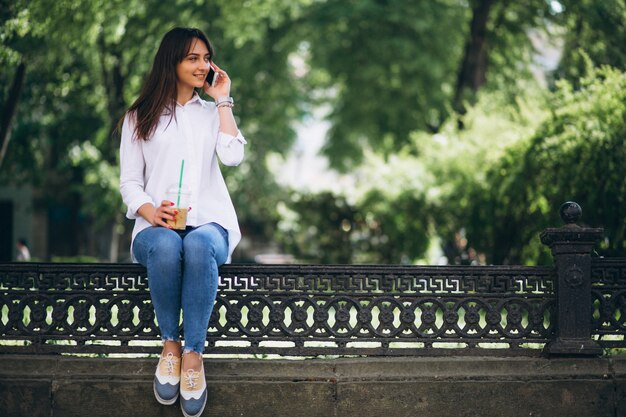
[
  {"left": 139, "top": 228, "right": 183, "bottom": 265},
  {"left": 183, "top": 225, "right": 228, "bottom": 262},
  {"left": 183, "top": 231, "right": 217, "bottom": 257},
  {"left": 153, "top": 230, "right": 182, "bottom": 252}
]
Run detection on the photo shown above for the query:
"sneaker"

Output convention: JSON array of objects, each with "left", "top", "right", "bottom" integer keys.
[
  {"left": 153, "top": 352, "right": 181, "bottom": 405},
  {"left": 180, "top": 361, "right": 207, "bottom": 417}
]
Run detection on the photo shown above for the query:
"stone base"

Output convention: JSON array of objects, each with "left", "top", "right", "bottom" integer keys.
[
  {"left": 545, "top": 338, "right": 604, "bottom": 356},
  {"left": 1, "top": 355, "right": 625, "bottom": 417}
]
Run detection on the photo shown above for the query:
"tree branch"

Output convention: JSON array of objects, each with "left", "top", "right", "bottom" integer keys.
[
  {"left": 0, "top": 60, "right": 27, "bottom": 170},
  {"left": 453, "top": 0, "right": 496, "bottom": 117}
]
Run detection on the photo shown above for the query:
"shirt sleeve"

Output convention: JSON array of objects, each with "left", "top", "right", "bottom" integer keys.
[
  {"left": 119, "top": 114, "right": 155, "bottom": 219},
  {"left": 216, "top": 129, "right": 247, "bottom": 166}
]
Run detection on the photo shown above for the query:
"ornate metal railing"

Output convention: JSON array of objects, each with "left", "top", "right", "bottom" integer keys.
[
  {"left": 0, "top": 263, "right": 557, "bottom": 356},
  {"left": 591, "top": 258, "right": 626, "bottom": 348},
  {"left": 1, "top": 202, "right": 624, "bottom": 357}
]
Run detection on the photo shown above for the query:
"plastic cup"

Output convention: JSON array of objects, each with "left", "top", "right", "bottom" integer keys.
[{"left": 165, "top": 186, "right": 191, "bottom": 230}]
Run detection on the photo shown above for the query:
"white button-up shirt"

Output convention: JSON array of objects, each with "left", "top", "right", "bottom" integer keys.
[{"left": 119, "top": 93, "right": 246, "bottom": 262}]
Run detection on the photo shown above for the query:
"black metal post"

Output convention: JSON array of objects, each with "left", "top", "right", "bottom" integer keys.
[{"left": 541, "top": 202, "right": 603, "bottom": 356}]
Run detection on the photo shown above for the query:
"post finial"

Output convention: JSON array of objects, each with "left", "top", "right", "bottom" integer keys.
[{"left": 559, "top": 201, "right": 582, "bottom": 225}]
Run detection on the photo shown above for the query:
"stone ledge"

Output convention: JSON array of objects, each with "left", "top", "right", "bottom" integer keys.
[{"left": 1, "top": 355, "right": 625, "bottom": 417}]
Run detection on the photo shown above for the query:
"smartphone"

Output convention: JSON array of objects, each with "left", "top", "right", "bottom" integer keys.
[{"left": 206, "top": 63, "right": 218, "bottom": 87}]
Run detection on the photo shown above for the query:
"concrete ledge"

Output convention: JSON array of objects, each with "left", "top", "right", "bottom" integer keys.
[{"left": 1, "top": 355, "right": 625, "bottom": 416}]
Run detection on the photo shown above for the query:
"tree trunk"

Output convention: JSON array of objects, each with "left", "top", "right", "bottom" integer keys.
[
  {"left": 97, "top": 34, "right": 126, "bottom": 163},
  {"left": 105, "top": 58, "right": 125, "bottom": 158},
  {"left": 109, "top": 212, "right": 122, "bottom": 262},
  {"left": 453, "top": 0, "right": 495, "bottom": 116},
  {"left": 0, "top": 61, "right": 27, "bottom": 169}
]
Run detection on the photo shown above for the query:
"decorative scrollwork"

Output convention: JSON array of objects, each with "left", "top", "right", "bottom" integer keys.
[
  {"left": 565, "top": 265, "right": 584, "bottom": 288},
  {"left": 0, "top": 263, "right": 562, "bottom": 355},
  {"left": 591, "top": 259, "right": 626, "bottom": 347}
]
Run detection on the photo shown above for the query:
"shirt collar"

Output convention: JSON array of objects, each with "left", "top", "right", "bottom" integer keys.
[{"left": 177, "top": 91, "right": 204, "bottom": 107}]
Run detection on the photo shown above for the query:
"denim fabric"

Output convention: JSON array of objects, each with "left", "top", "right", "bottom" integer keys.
[{"left": 133, "top": 223, "right": 229, "bottom": 353}]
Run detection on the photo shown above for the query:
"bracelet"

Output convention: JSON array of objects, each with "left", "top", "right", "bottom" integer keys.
[
  {"left": 215, "top": 96, "right": 234, "bottom": 108},
  {"left": 217, "top": 102, "right": 234, "bottom": 110}
]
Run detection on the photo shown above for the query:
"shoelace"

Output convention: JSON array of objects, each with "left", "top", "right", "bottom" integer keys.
[
  {"left": 184, "top": 369, "right": 200, "bottom": 389},
  {"left": 161, "top": 352, "right": 179, "bottom": 376}
]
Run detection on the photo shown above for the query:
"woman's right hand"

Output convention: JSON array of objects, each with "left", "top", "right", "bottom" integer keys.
[{"left": 138, "top": 201, "right": 177, "bottom": 228}]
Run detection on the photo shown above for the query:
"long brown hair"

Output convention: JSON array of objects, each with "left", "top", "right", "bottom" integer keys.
[{"left": 121, "top": 27, "right": 214, "bottom": 141}]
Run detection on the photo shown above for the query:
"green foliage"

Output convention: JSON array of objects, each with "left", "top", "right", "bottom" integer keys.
[
  {"left": 277, "top": 152, "right": 433, "bottom": 263},
  {"left": 2, "top": 0, "right": 625, "bottom": 263},
  {"left": 219, "top": 12, "right": 308, "bottom": 239},
  {"left": 524, "top": 66, "right": 626, "bottom": 256},
  {"left": 67, "top": 142, "right": 122, "bottom": 228},
  {"left": 302, "top": 0, "right": 468, "bottom": 170},
  {"left": 277, "top": 192, "right": 356, "bottom": 263},
  {"left": 414, "top": 82, "right": 549, "bottom": 264},
  {"left": 299, "top": 0, "right": 558, "bottom": 170},
  {"left": 460, "top": 66, "right": 626, "bottom": 263},
  {"left": 283, "top": 65, "right": 626, "bottom": 265},
  {"left": 50, "top": 255, "right": 100, "bottom": 263},
  {"left": 277, "top": 188, "right": 432, "bottom": 264},
  {"left": 555, "top": 0, "right": 626, "bottom": 84},
  {"left": 354, "top": 188, "right": 430, "bottom": 263}
]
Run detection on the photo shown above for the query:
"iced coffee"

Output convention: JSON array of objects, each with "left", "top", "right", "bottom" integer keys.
[
  {"left": 166, "top": 187, "right": 191, "bottom": 230},
  {"left": 167, "top": 207, "right": 188, "bottom": 230}
]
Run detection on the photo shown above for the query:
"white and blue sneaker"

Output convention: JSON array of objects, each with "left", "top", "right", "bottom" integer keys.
[
  {"left": 153, "top": 352, "right": 181, "bottom": 405},
  {"left": 180, "top": 363, "right": 207, "bottom": 417}
]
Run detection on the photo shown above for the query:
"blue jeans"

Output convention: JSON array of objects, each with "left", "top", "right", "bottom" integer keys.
[{"left": 132, "top": 223, "right": 229, "bottom": 353}]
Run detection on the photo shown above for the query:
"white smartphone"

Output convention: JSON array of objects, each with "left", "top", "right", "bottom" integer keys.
[{"left": 206, "top": 63, "right": 218, "bottom": 87}]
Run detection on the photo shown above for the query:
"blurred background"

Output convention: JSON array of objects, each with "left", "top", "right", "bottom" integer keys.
[{"left": 0, "top": 0, "right": 624, "bottom": 265}]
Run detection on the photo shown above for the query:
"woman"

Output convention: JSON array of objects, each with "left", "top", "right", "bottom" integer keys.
[{"left": 119, "top": 27, "right": 246, "bottom": 417}]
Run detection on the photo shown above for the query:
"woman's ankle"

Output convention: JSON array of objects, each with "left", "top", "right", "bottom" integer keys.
[
  {"left": 182, "top": 351, "right": 203, "bottom": 371},
  {"left": 161, "top": 340, "right": 182, "bottom": 357}
]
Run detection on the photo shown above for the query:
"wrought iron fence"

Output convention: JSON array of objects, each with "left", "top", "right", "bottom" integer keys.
[
  {"left": 0, "top": 262, "right": 556, "bottom": 356},
  {"left": 591, "top": 258, "right": 626, "bottom": 348},
  {"left": 1, "top": 202, "right": 624, "bottom": 357}
]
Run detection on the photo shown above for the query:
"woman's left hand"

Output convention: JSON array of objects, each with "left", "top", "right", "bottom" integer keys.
[{"left": 204, "top": 62, "right": 231, "bottom": 99}]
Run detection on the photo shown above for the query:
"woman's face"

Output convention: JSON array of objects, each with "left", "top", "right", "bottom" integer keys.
[{"left": 176, "top": 38, "right": 211, "bottom": 92}]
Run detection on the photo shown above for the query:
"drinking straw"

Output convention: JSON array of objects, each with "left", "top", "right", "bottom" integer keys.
[{"left": 176, "top": 160, "right": 185, "bottom": 207}]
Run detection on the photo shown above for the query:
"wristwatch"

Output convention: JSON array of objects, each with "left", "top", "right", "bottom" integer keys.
[{"left": 215, "top": 96, "right": 234, "bottom": 108}]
